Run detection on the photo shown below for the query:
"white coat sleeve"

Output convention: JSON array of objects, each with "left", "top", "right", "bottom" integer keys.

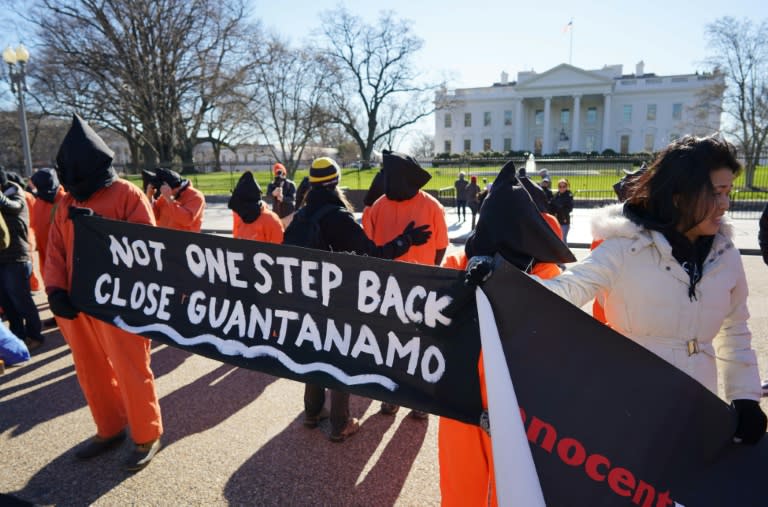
[
  {"left": 714, "top": 251, "right": 761, "bottom": 402},
  {"left": 531, "top": 238, "right": 624, "bottom": 309}
]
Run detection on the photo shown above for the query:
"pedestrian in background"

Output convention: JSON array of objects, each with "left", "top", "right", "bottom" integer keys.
[
  {"left": 267, "top": 163, "right": 297, "bottom": 221},
  {"left": 466, "top": 175, "right": 482, "bottom": 230},
  {"left": 454, "top": 171, "right": 468, "bottom": 222},
  {"left": 549, "top": 178, "right": 574, "bottom": 243}
]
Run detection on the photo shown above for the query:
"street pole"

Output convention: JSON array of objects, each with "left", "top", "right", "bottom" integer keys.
[
  {"left": 3, "top": 43, "right": 33, "bottom": 178},
  {"left": 16, "top": 84, "right": 33, "bottom": 178}
]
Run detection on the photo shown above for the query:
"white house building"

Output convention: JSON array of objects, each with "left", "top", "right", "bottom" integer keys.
[{"left": 434, "top": 62, "right": 724, "bottom": 155}]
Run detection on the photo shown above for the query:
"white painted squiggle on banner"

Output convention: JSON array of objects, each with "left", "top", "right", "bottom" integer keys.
[{"left": 113, "top": 316, "right": 398, "bottom": 391}]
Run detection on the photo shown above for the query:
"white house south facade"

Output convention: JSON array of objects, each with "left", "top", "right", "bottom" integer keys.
[{"left": 434, "top": 62, "right": 724, "bottom": 155}]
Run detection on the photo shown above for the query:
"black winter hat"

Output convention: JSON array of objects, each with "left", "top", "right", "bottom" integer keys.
[
  {"left": 31, "top": 168, "right": 61, "bottom": 204},
  {"left": 55, "top": 114, "right": 117, "bottom": 202},
  {"left": 382, "top": 150, "right": 431, "bottom": 201},
  {"left": 465, "top": 163, "right": 575, "bottom": 270},
  {"left": 228, "top": 171, "right": 263, "bottom": 223}
]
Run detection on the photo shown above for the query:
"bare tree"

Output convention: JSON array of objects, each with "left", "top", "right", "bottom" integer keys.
[
  {"left": 314, "top": 8, "right": 441, "bottom": 169},
  {"left": 411, "top": 131, "right": 435, "bottom": 160},
  {"left": 705, "top": 17, "right": 768, "bottom": 188},
  {"left": 247, "top": 36, "right": 327, "bottom": 178},
  {"left": 27, "top": 0, "right": 257, "bottom": 172}
]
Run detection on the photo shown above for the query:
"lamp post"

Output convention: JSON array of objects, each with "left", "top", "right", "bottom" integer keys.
[{"left": 3, "top": 44, "right": 33, "bottom": 178}]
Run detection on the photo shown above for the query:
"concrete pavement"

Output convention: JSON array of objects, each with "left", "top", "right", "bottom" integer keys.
[{"left": 2, "top": 204, "right": 767, "bottom": 506}]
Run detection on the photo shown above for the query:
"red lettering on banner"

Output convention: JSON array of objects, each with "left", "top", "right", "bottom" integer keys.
[
  {"left": 632, "top": 480, "right": 656, "bottom": 507},
  {"left": 585, "top": 453, "right": 610, "bottom": 481},
  {"left": 654, "top": 490, "right": 674, "bottom": 507},
  {"left": 527, "top": 416, "right": 557, "bottom": 452},
  {"left": 608, "top": 466, "right": 636, "bottom": 497},
  {"left": 557, "top": 437, "right": 587, "bottom": 466}
]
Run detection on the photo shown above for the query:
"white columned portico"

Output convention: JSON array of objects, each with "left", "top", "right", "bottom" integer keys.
[
  {"left": 602, "top": 93, "right": 612, "bottom": 151},
  {"left": 571, "top": 95, "right": 581, "bottom": 152},
  {"left": 543, "top": 96, "right": 552, "bottom": 154},
  {"left": 515, "top": 98, "right": 524, "bottom": 150}
]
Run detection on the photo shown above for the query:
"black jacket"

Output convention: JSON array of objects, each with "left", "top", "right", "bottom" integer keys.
[
  {"left": 0, "top": 182, "right": 30, "bottom": 264},
  {"left": 549, "top": 191, "right": 574, "bottom": 226},
  {"left": 267, "top": 177, "right": 297, "bottom": 218},
  {"left": 289, "top": 187, "right": 411, "bottom": 259},
  {"left": 759, "top": 201, "right": 768, "bottom": 263}
]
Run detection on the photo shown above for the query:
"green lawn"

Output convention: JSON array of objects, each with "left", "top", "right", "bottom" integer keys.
[{"left": 122, "top": 164, "right": 768, "bottom": 199}]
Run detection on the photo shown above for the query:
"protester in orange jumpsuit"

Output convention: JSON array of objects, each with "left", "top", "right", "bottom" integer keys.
[
  {"left": 363, "top": 150, "right": 449, "bottom": 417},
  {"left": 145, "top": 167, "right": 205, "bottom": 232},
  {"left": 229, "top": 171, "right": 284, "bottom": 244},
  {"left": 439, "top": 161, "right": 575, "bottom": 507},
  {"left": 29, "top": 168, "right": 66, "bottom": 274},
  {"left": 44, "top": 114, "right": 163, "bottom": 472}
]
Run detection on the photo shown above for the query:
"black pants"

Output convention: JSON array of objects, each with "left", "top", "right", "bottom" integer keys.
[
  {"left": 304, "top": 384, "right": 349, "bottom": 434},
  {"left": 0, "top": 261, "right": 43, "bottom": 343},
  {"left": 456, "top": 200, "right": 467, "bottom": 219}
]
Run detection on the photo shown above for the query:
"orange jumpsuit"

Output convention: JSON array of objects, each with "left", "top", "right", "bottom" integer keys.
[
  {"left": 364, "top": 190, "right": 449, "bottom": 265},
  {"left": 152, "top": 183, "right": 205, "bottom": 232},
  {"left": 29, "top": 186, "right": 66, "bottom": 274},
  {"left": 23, "top": 190, "right": 43, "bottom": 292},
  {"left": 438, "top": 254, "right": 561, "bottom": 507},
  {"left": 232, "top": 205, "right": 284, "bottom": 244},
  {"left": 44, "top": 180, "right": 163, "bottom": 444}
]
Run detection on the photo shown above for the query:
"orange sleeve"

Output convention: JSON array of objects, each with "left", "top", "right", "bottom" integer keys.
[
  {"left": 542, "top": 212, "right": 563, "bottom": 240},
  {"left": 43, "top": 194, "right": 71, "bottom": 292},
  {"left": 265, "top": 212, "right": 285, "bottom": 244},
  {"left": 232, "top": 212, "right": 242, "bottom": 238},
  {"left": 431, "top": 199, "right": 450, "bottom": 250},
  {"left": 158, "top": 187, "right": 205, "bottom": 232}
]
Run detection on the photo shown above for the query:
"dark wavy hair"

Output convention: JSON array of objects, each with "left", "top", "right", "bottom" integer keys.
[{"left": 624, "top": 134, "right": 741, "bottom": 232}]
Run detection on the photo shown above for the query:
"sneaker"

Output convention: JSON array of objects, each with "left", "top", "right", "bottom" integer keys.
[
  {"left": 24, "top": 338, "right": 44, "bottom": 352},
  {"left": 124, "top": 439, "right": 162, "bottom": 472},
  {"left": 380, "top": 402, "right": 400, "bottom": 415},
  {"left": 75, "top": 430, "right": 127, "bottom": 459},
  {"left": 762, "top": 380, "right": 768, "bottom": 397},
  {"left": 408, "top": 410, "right": 429, "bottom": 420},
  {"left": 329, "top": 418, "right": 360, "bottom": 443},
  {"left": 303, "top": 407, "right": 330, "bottom": 428}
]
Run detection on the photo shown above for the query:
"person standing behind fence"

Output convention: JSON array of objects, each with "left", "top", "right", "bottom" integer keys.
[
  {"left": 466, "top": 175, "right": 481, "bottom": 230},
  {"left": 549, "top": 178, "right": 574, "bottom": 243},
  {"left": 454, "top": 171, "right": 468, "bottom": 222},
  {"left": 228, "top": 171, "right": 284, "bottom": 244}
]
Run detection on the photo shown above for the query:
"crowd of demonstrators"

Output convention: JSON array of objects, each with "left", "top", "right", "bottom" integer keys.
[
  {"left": 534, "top": 134, "right": 767, "bottom": 447},
  {"left": 548, "top": 178, "right": 574, "bottom": 243},
  {"left": 283, "top": 156, "right": 432, "bottom": 443},
  {"left": 44, "top": 114, "right": 164, "bottom": 472},
  {"left": 144, "top": 167, "right": 206, "bottom": 232},
  {"left": 440, "top": 160, "right": 575, "bottom": 506},
  {"left": 453, "top": 171, "right": 468, "bottom": 222},
  {"left": 228, "top": 171, "right": 284, "bottom": 244},
  {"left": 267, "top": 163, "right": 297, "bottom": 221},
  {"left": 0, "top": 168, "right": 45, "bottom": 351},
  {"left": 363, "top": 150, "right": 449, "bottom": 418}
]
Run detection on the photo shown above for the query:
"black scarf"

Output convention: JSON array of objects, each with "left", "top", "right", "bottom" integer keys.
[{"left": 623, "top": 203, "right": 714, "bottom": 300}]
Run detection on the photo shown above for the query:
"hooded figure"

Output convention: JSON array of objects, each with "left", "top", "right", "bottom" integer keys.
[
  {"left": 466, "top": 161, "right": 575, "bottom": 271},
  {"left": 145, "top": 167, "right": 205, "bottom": 232},
  {"left": 382, "top": 150, "right": 431, "bottom": 201},
  {"left": 519, "top": 175, "right": 564, "bottom": 240},
  {"left": 31, "top": 168, "right": 61, "bottom": 204},
  {"left": 361, "top": 169, "right": 386, "bottom": 232},
  {"left": 228, "top": 171, "right": 263, "bottom": 223},
  {"left": 55, "top": 114, "right": 117, "bottom": 202},
  {"left": 154, "top": 168, "right": 184, "bottom": 189}
]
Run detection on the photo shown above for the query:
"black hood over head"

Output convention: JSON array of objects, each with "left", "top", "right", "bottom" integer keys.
[
  {"left": 228, "top": 171, "right": 263, "bottom": 223},
  {"left": 55, "top": 114, "right": 117, "bottom": 202},
  {"left": 518, "top": 175, "right": 550, "bottom": 213},
  {"left": 491, "top": 159, "right": 519, "bottom": 191},
  {"left": 31, "top": 168, "right": 60, "bottom": 204},
  {"left": 155, "top": 167, "right": 184, "bottom": 189},
  {"left": 5, "top": 171, "right": 24, "bottom": 188},
  {"left": 363, "top": 170, "right": 386, "bottom": 206},
  {"left": 382, "top": 150, "right": 431, "bottom": 201},
  {"left": 466, "top": 166, "right": 575, "bottom": 270}
]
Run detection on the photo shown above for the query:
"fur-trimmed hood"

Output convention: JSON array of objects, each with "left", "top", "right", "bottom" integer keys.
[{"left": 590, "top": 203, "right": 734, "bottom": 243}]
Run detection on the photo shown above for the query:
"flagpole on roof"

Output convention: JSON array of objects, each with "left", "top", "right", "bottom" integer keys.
[{"left": 569, "top": 18, "right": 574, "bottom": 65}]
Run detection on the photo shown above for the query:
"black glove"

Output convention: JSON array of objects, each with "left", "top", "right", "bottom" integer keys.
[
  {"left": 48, "top": 289, "right": 80, "bottom": 320},
  {"left": 443, "top": 256, "right": 495, "bottom": 319},
  {"left": 732, "top": 399, "right": 767, "bottom": 445},
  {"left": 68, "top": 206, "right": 97, "bottom": 219},
  {"left": 465, "top": 256, "right": 494, "bottom": 287},
  {"left": 401, "top": 221, "right": 431, "bottom": 246}
]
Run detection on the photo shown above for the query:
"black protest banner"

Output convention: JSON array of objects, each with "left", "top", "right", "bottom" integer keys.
[
  {"left": 70, "top": 216, "right": 483, "bottom": 425},
  {"left": 483, "top": 255, "right": 738, "bottom": 506}
]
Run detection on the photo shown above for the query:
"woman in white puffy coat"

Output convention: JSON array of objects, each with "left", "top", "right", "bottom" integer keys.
[{"left": 535, "top": 134, "right": 767, "bottom": 445}]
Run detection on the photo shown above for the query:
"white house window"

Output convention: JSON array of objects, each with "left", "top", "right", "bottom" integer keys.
[
  {"left": 620, "top": 135, "right": 630, "bottom": 154},
  {"left": 586, "top": 107, "right": 597, "bottom": 124},
  {"left": 444, "top": 140, "right": 452, "bottom": 153},
  {"left": 623, "top": 105, "right": 632, "bottom": 123},
  {"left": 535, "top": 110, "right": 544, "bottom": 125},
  {"left": 560, "top": 109, "right": 570, "bottom": 127},
  {"left": 647, "top": 104, "right": 656, "bottom": 121},
  {"left": 585, "top": 134, "right": 597, "bottom": 152},
  {"left": 444, "top": 114, "right": 452, "bottom": 128},
  {"left": 644, "top": 134, "right": 655, "bottom": 152},
  {"left": 672, "top": 103, "right": 683, "bottom": 120},
  {"left": 503, "top": 138, "right": 512, "bottom": 151},
  {"left": 464, "top": 139, "right": 471, "bottom": 152},
  {"left": 483, "top": 138, "right": 492, "bottom": 151},
  {"left": 464, "top": 113, "right": 472, "bottom": 127},
  {"left": 504, "top": 110, "right": 513, "bottom": 126},
  {"left": 484, "top": 112, "right": 492, "bottom": 127}
]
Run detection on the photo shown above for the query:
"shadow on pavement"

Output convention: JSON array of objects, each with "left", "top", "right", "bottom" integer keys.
[{"left": 224, "top": 395, "right": 428, "bottom": 506}]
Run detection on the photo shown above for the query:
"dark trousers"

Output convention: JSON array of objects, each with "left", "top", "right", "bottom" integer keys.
[
  {"left": 304, "top": 384, "right": 349, "bottom": 434},
  {"left": 456, "top": 200, "right": 467, "bottom": 219},
  {"left": 0, "top": 261, "right": 43, "bottom": 343}
]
